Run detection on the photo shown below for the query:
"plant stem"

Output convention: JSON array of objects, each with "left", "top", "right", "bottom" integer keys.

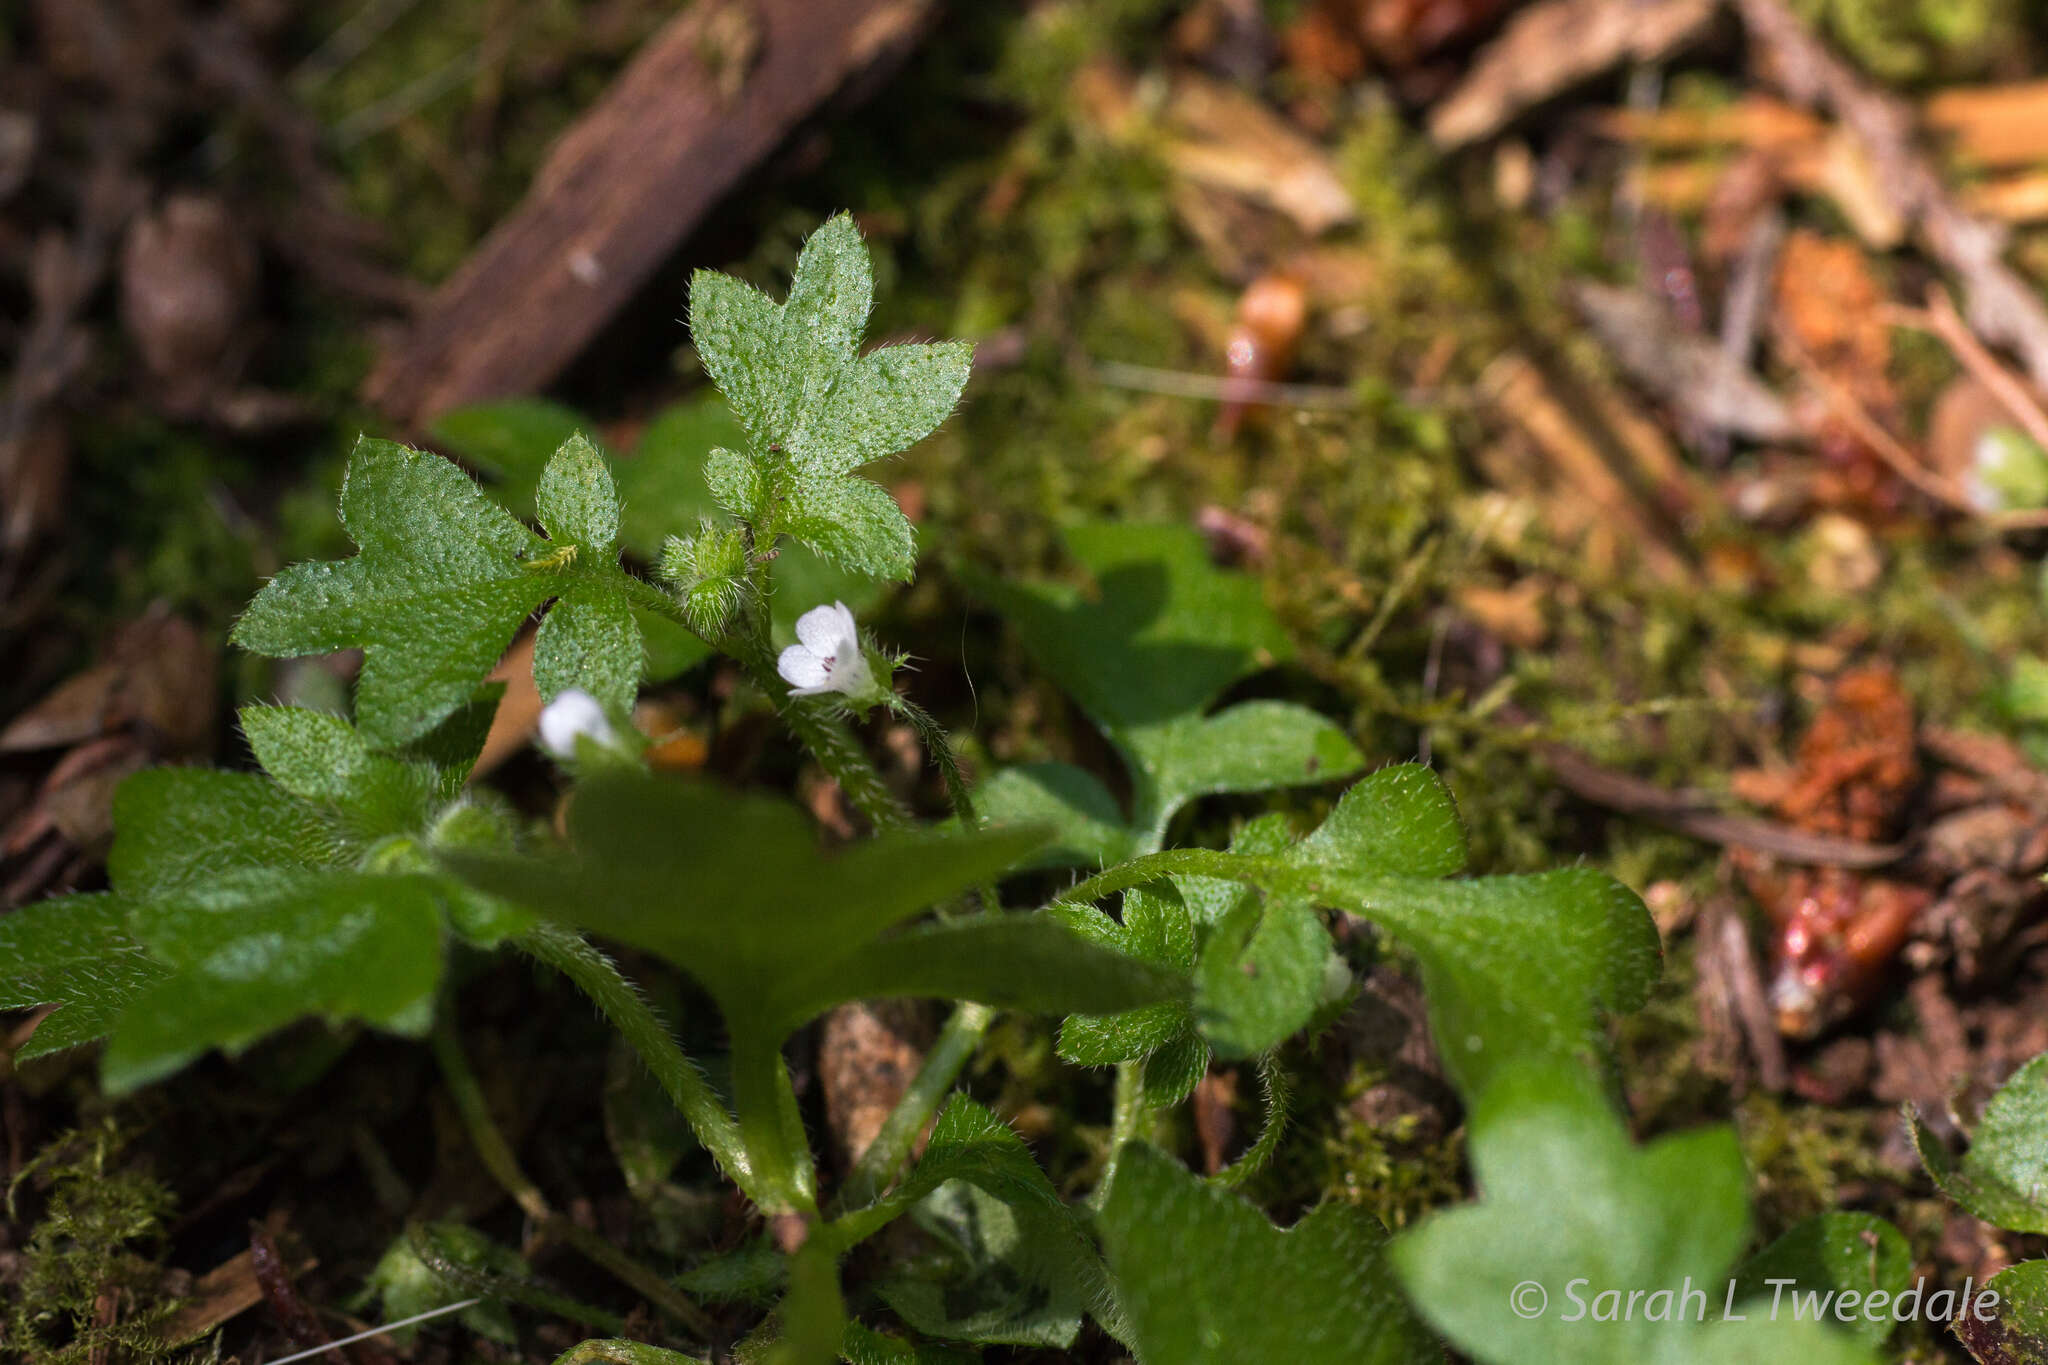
[
  {"left": 431, "top": 1005, "right": 719, "bottom": 1337},
  {"left": 889, "top": 695, "right": 975, "bottom": 825},
  {"left": 1097, "top": 1060, "right": 1150, "bottom": 1205},
  {"left": 1211, "top": 1054, "right": 1291, "bottom": 1189},
  {"left": 620, "top": 558, "right": 912, "bottom": 833},
  {"left": 516, "top": 923, "right": 761, "bottom": 1203},
  {"left": 831, "top": 1000, "right": 994, "bottom": 1215},
  {"left": 731, "top": 633, "right": 910, "bottom": 833},
  {"left": 430, "top": 1006, "right": 548, "bottom": 1222}
]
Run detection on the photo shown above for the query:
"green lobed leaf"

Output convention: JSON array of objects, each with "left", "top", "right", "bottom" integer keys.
[
  {"left": 1913, "top": 1053, "right": 2048, "bottom": 1234},
  {"left": 1052, "top": 766, "right": 1656, "bottom": 1102},
  {"left": 1297, "top": 767, "right": 1655, "bottom": 1101},
  {"left": 1332, "top": 867, "right": 1657, "bottom": 1102},
  {"left": 1099, "top": 1142, "right": 1436, "bottom": 1365},
  {"left": 688, "top": 214, "right": 969, "bottom": 581},
  {"left": 240, "top": 704, "right": 438, "bottom": 842},
  {"left": 1048, "top": 888, "right": 1204, "bottom": 1113},
  {"left": 1290, "top": 761, "right": 1466, "bottom": 879},
  {"left": 1193, "top": 888, "right": 1336, "bottom": 1060},
  {"left": 104, "top": 868, "right": 446, "bottom": 1092},
  {"left": 969, "top": 523, "right": 1291, "bottom": 734},
  {"left": 442, "top": 773, "right": 1179, "bottom": 1041},
  {"left": 1729, "top": 1214, "right": 1912, "bottom": 1350},
  {"left": 365, "top": 1221, "right": 525, "bottom": 1346},
  {"left": 1054, "top": 885, "right": 1201, "bottom": 1080},
  {"left": 1126, "top": 701, "right": 1365, "bottom": 838},
  {"left": 779, "top": 472, "right": 920, "bottom": 582},
  {"left": 974, "top": 763, "right": 1137, "bottom": 870},
  {"left": 0, "top": 894, "right": 170, "bottom": 1062},
  {"left": 877, "top": 1180, "right": 1091, "bottom": 1349},
  {"left": 830, "top": 1095, "right": 1105, "bottom": 1317},
  {"left": 432, "top": 393, "right": 897, "bottom": 680},
  {"left": 1184, "top": 812, "right": 1345, "bottom": 1060},
  {"left": 1392, "top": 1070, "right": 1876, "bottom": 1365},
  {"left": 851, "top": 1099, "right": 1114, "bottom": 1353},
  {"left": 787, "top": 914, "right": 1187, "bottom": 1035},
  {"left": 1956, "top": 1260, "right": 2048, "bottom": 1364},
  {"left": 536, "top": 433, "right": 620, "bottom": 555},
  {"left": 231, "top": 436, "right": 644, "bottom": 745},
  {"left": 970, "top": 524, "right": 1361, "bottom": 854},
  {"left": 109, "top": 768, "right": 336, "bottom": 897},
  {"left": 90, "top": 716, "right": 526, "bottom": 1090}
]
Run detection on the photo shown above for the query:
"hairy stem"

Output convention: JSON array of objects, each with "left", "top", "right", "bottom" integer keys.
[
  {"left": 831, "top": 1000, "right": 994, "bottom": 1215},
  {"left": 515, "top": 923, "right": 761, "bottom": 1203},
  {"left": 888, "top": 695, "right": 975, "bottom": 826},
  {"left": 1211, "top": 1054, "right": 1291, "bottom": 1189},
  {"left": 1097, "top": 1060, "right": 1150, "bottom": 1205},
  {"left": 731, "top": 632, "right": 910, "bottom": 833},
  {"left": 430, "top": 1006, "right": 548, "bottom": 1223}
]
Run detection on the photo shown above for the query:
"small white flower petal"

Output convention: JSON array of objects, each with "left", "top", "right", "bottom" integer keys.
[
  {"left": 777, "top": 643, "right": 830, "bottom": 690},
  {"left": 795, "top": 601, "right": 857, "bottom": 658},
  {"left": 832, "top": 649, "right": 876, "bottom": 697},
  {"left": 538, "top": 688, "right": 616, "bottom": 759}
]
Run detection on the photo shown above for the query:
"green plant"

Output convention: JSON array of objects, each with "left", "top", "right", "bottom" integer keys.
[
  {"left": 3, "top": 1122, "right": 187, "bottom": 1364},
  {"left": 1912, "top": 1053, "right": 2048, "bottom": 1360},
  {"left": 0, "top": 215, "right": 1902, "bottom": 1363}
]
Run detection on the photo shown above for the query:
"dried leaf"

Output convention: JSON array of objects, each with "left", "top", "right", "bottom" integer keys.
[{"left": 1430, "top": 0, "right": 1718, "bottom": 148}]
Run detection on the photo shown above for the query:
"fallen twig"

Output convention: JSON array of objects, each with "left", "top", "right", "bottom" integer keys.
[
  {"left": 1538, "top": 741, "right": 1906, "bottom": 868},
  {"left": 1776, "top": 325, "right": 2048, "bottom": 530},
  {"left": 1899, "top": 286, "right": 2048, "bottom": 459},
  {"left": 365, "top": 0, "right": 936, "bottom": 427},
  {"left": 1088, "top": 358, "right": 1358, "bottom": 408}
]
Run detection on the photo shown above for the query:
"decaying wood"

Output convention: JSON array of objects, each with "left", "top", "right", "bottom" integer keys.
[
  {"left": 1736, "top": 0, "right": 2048, "bottom": 398},
  {"left": 1698, "top": 896, "right": 1788, "bottom": 1092},
  {"left": 160, "top": 1246, "right": 317, "bottom": 1348},
  {"left": 1429, "top": 0, "right": 1719, "bottom": 148},
  {"left": 364, "top": 0, "right": 935, "bottom": 427}
]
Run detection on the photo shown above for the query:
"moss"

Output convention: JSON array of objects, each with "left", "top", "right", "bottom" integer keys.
[
  {"left": 1737, "top": 1093, "right": 1909, "bottom": 1234},
  {"left": 5, "top": 1120, "right": 189, "bottom": 1364},
  {"left": 1790, "top": 0, "right": 2011, "bottom": 83},
  {"left": 297, "top": 0, "right": 674, "bottom": 280}
]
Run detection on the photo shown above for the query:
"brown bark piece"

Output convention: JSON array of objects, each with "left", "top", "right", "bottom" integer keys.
[{"left": 364, "top": 0, "right": 935, "bottom": 428}]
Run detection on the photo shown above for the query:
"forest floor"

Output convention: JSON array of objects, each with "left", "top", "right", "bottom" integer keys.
[{"left": 11, "top": 0, "right": 2048, "bottom": 1360}]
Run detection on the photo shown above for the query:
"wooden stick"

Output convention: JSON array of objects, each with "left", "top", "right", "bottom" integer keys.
[
  {"left": 364, "top": 0, "right": 934, "bottom": 427},
  {"left": 1913, "top": 286, "right": 2048, "bottom": 458}
]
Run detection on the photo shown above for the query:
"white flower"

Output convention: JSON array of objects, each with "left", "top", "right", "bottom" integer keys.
[
  {"left": 777, "top": 601, "right": 875, "bottom": 698},
  {"left": 538, "top": 688, "right": 617, "bottom": 759}
]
